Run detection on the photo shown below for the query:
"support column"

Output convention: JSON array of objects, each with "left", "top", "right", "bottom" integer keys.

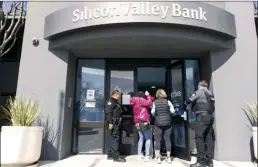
[{"left": 17, "top": 49, "right": 70, "bottom": 160}]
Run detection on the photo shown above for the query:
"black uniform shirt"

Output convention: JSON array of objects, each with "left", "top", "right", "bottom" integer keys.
[
  {"left": 186, "top": 88, "right": 213, "bottom": 113},
  {"left": 105, "top": 97, "right": 122, "bottom": 124}
]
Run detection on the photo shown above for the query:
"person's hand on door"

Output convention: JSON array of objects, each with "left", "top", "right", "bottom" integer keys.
[
  {"left": 108, "top": 124, "right": 113, "bottom": 130},
  {"left": 135, "top": 123, "right": 140, "bottom": 130},
  {"left": 145, "top": 91, "right": 150, "bottom": 96}
]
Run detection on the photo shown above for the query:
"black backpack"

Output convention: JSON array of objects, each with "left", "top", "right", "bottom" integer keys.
[{"left": 203, "top": 90, "right": 215, "bottom": 114}]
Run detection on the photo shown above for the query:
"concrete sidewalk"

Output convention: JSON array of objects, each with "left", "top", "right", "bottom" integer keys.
[{"left": 39, "top": 155, "right": 256, "bottom": 167}]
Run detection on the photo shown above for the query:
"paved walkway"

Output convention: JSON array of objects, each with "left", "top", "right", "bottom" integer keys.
[{"left": 39, "top": 155, "right": 256, "bottom": 167}]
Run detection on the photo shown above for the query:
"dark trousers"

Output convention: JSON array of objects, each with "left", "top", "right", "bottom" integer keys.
[
  {"left": 153, "top": 125, "right": 172, "bottom": 152},
  {"left": 107, "top": 124, "right": 121, "bottom": 158},
  {"left": 195, "top": 112, "right": 215, "bottom": 164}
]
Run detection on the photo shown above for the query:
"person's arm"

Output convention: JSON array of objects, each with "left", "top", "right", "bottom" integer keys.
[
  {"left": 140, "top": 95, "right": 153, "bottom": 107},
  {"left": 186, "top": 90, "right": 201, "bottom": 104},
  {"left": 105, "top": 102, "right": 113, "bottom": 124},
  {"left": 130, "top": 97, "right": 134, "bottom": 105},
  {"left": 168, "top": 100, "right": 175, "bottom": 114},
  {"left": 151, "top": 102, "right": 156, "bottom": 116},
  {"left": 133, "top": 110, "right": 139, "bottom": 124},
  {"left": 130, "top": 98, "right": 139, "bottom": 124}
]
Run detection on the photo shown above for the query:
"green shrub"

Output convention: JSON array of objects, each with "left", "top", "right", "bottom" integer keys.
[{"left": 1, "top": 96, "right": 41, "bottom": 126}]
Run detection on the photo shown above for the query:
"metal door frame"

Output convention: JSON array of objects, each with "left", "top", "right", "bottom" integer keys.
[
  {"left": 72, "top": 59, "right": 106, "bottom": 155},
  {"left": 104, "top": 64, "right": 138, "bottom": 154},
  {"left": 72, "top": 58, "right": 199, "bottom": 158},
  {"left": 166, "top": 60, "right": 191, "bottom": 160}
]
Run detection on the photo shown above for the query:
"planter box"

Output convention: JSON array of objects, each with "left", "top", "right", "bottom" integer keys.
[
  {"left": 253, "top": 126, "right": 257, "bottom": 160},
  {"left": 1, "top": 126, "right": 43, "bottom": 166}
]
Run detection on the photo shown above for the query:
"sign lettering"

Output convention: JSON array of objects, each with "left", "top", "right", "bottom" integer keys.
[{"left": 72, "top": 2, "right": 207, "bottom": 23}]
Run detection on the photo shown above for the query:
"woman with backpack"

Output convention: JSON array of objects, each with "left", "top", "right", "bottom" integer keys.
[
  {"left": 130, "top": 91, "right": 153, "bottom": 162},
  {"left": 151, "top": 89, "right": 175, "bottom": 164}
]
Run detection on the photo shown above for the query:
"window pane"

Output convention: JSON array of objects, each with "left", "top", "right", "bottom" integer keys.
[
  {"left": 78, "top": 60, "right": 105, "bottom": 122},
  {"left": 137, "top": 67, "right": 166, "bottom": 97},
  {"left": 185, "top": 60, "right": 199, "bottom": 98},
  {"left": 171, "top": 64, "right": 184, "bottom": 116},
  {"left": 74, "top": 60, "right": 105, "bottom": 153},
  {"left": 110, "top": 70, "right": 134, "bottom": 95},
  {"left": 185, "top": 60, "right": 199, "bottom": 155}
]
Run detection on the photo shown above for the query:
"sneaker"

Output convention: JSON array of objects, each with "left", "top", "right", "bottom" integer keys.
[
  {"left": 144, "top": 156, "right": 150, "bottom": 162},
  {"left": 165, "top": 157, "right": 172, "bottom": 164},
  {"left": 138, "top": 154, "right": 144, "bottom": 161},
  {"left": 107, "top": 155, "right": 113, "bottom": 160},
  {"left": 156, "top": 157, "right": 161, "bottom": 164},
  {"left": 113, "top": 156, "right": 126, "bottom": 162}
]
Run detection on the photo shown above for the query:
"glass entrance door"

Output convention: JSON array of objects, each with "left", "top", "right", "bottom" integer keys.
[
  {"left": 166, "top": 60, "right": 191, "bottom": 160},
  {"left": 73, "top": 60, "right": 105, "bottom": 154},
  {"left": 104, "top": 67, "right": 138, "bottom": 155}
]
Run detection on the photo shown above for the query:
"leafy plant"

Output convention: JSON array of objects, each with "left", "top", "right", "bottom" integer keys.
[
  {"left": 1, "top": 96, "right": 41, "bottom": 126},
  {"left": 243, "top": 101, "right": 257, "bottom": 127}
]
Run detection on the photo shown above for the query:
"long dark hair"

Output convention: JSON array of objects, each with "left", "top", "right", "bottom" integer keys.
[
  {"left": 128, "top": 91, "right": 135, "bottom": 97},
  {"left": 135, "top": 91, "right": 145, "bottom": 98}
]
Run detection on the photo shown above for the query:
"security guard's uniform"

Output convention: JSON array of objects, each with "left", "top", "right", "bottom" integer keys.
[
  {"left": 105, "top": 97, "right": 126, "bottom": 162},
  {"left": 186, "top": 87, "right": 215, "bottom": 167}
]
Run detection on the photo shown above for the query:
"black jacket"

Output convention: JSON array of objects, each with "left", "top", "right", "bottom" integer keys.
[
  {"left": 186, "top": 88, "right": 214, "bottom": 114},
  {"left": 105, "top": 97, "right": 122, "bottom": 124}
]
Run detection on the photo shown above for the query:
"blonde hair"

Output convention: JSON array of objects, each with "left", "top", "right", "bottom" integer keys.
[{"left": 156, "top": 89, "right": 167, "bottom": 99}]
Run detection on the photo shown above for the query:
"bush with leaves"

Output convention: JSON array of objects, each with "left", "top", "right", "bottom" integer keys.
[{"left": 1, "top": 96, "right": 40, "bottom": 126}]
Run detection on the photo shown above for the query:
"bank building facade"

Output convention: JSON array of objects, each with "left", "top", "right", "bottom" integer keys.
[{"left": 16, "top": 1, "right": 257, "bottom": 162}]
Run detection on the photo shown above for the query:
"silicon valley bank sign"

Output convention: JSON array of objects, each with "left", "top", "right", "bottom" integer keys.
[{"left": 72, "top": 2, "right": 208, "bottom": 23}]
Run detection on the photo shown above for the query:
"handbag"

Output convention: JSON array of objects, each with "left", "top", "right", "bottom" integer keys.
[{"left": 139, "top": 121, "right": 150, "bottom": 131}]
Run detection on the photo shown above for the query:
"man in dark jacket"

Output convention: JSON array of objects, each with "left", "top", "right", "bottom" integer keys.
[
  {"left": 186, "top": 80, "right": 215, "bottom": 167},
  {"left": 105, "top": 90, "right": 126, "bottom": 162}
]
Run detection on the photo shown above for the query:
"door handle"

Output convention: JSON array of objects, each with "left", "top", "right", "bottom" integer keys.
[{"left": 181, "top": 111, "right": 187, "bottom": 121}]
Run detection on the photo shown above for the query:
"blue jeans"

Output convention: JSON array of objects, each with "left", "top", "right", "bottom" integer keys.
[{"left": 138, "top": 129, "right": 151, "bottom": 156}]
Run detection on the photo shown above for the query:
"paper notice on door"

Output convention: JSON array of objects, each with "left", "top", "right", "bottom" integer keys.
[
  {"left": 85, "top": 101, "right": 96, "bottom": 108},
  {"left": 122, "top": 94, "right": 131, "bottom": 105},
  {"left": 86, "top": 90, "right": 95, "bottom": 100}
]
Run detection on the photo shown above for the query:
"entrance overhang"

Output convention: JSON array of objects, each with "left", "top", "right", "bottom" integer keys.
[
  {"left": 47, "top": 24, "right": 234, "bottom": 58},
  {"left": 44, "top": 2, "right": 237, "bottom": 58},
  {"left": 44, "top": 2, "right": 236, "bottom": 39}
]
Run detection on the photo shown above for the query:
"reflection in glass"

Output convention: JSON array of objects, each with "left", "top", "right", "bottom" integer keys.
[
  {"left": 171, "top": 64, "right": 184, "bottom": 115},
  {"left": 110, "top": 70, "right": 134, "bottom": 94},
  {"left": 185, "top": 60, "right": 199, "bottom": 124},
  {"left": 79, "top": 66, "right": 105, "bottom": 122},
  {"left": 74, "top": 60, "right": 105, "bottom": 153},
  {"left": 185, "top": 60, "right": 199, "bottom": 154},
  {"left": 137, "top": 67, "right": 166, "bottom": 98},
  {"left": 173, "top": 123, "right": 186, "bottom": 148},
  {"left": 170, "top": 63, "right": 186, "bottom": 148},
  {"left": 185, "top": 60, "right": 199, "bottom": 98}
]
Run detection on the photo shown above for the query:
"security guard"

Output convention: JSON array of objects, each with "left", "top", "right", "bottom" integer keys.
[
  {"left": 186, "top": 80, "right": 215, "bottom": 167},
  {"left": 105, "top": 90, "right": 126, "bottom": 162}
]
